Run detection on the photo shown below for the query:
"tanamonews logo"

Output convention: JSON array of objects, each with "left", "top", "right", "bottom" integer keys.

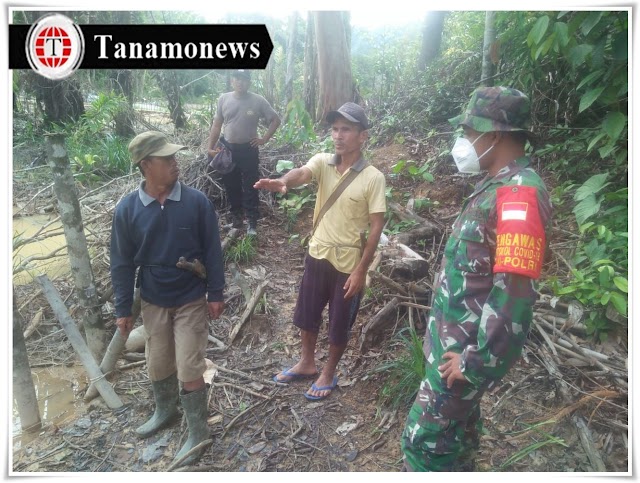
[{"left": 25, "top": 14, "right": 84, "bottom": 80}]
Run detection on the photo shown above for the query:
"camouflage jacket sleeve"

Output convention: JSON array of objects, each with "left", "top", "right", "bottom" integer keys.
[
  {"left": 459, "top": 272, "right": 538, "bottom": 387},
  {"left": 460, "top": 168, "right": 552, "bottom": 388}
]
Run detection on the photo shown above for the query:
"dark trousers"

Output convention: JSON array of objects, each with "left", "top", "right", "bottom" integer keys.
[{"left": 221, "top": 143, "right": 260, "bottom": 224}]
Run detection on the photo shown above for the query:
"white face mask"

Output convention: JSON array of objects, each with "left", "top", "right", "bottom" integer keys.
[{"left": 451, "top": 133, "right": 494, "bottom": 174}]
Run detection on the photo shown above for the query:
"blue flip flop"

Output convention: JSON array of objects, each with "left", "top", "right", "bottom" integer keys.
[
  {"left": 273, "top": 368, "right": 318, "bottom": 383},
  {"left": 304, "top": 376, "right": 339, "bottom": 401}
]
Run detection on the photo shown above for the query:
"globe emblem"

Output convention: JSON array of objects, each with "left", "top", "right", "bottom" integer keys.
[
  {"left": 34, "top": 26, "right": 72, "bottom": 68},
  {"left": 26, "top": 14, "right": 84, "bottom": 80}
]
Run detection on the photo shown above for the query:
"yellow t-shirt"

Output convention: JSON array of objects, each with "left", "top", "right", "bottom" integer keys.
[{"left": 305, "top": 153, "right": 387, "bottom": 274}]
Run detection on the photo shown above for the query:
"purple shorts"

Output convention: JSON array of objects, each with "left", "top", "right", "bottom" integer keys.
[{"left": 293, "top": 255, "right": 362, "bottom": 346}]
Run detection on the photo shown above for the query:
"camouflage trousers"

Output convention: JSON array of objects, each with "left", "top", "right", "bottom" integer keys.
[{"left": 401, "top": 377, "right": 482, "bottom": 472}]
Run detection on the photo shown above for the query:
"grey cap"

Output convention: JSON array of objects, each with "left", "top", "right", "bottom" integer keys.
[{"left": 326, "top": 102, "right": 369, "bottom": 129}]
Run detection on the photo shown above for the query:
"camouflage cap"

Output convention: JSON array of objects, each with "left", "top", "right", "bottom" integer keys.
[
  {"left": 128, "top": 131, "right": 185, "bottom": 164},
  {"left": 449, "top": 86, "right": 532, "bottom": 133}
]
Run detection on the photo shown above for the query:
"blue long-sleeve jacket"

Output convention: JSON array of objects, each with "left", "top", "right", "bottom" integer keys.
[{"left": 110, "top": 181, "right": 225, "bottom": 317}]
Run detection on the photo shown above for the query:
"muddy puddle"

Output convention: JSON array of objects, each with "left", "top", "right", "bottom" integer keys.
[
  {"left": 13, "top": 365, "right": 87, "bottom": 451},
  {"left": 13, "top": 212, "right": 70, "bottom": 285}
]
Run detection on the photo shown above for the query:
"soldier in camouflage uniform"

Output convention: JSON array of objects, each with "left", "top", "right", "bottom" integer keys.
[{"left": 401, "top": 87, "right": 552, "bottom": 471}]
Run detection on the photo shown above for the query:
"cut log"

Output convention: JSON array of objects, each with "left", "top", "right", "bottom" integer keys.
[
  {"left": 359, "top": 297, "right": 400, "bottom": 353},
  {"left": 396, "top": 226, "right": 440, "bottom": 245},
  {"left": 396, "top": 243, "right": 426, "bottom": 260},
  {"left": 38, "top": 275, "right": 123, "bottom": 409},
  {"left": 124, "top": 326, "right": 146, "bottom": 353},
  {"left": 387, "top": 200, "right": 440, "bottom": 232},
  {"left": 228, "top": 280, "right": 269, "bottom": 344},
  {"left": 84, "top": 287, "right": 142, "bottom": 402},
  {"left": 388, "top": 257, "right": 430, "bottom": 281}
]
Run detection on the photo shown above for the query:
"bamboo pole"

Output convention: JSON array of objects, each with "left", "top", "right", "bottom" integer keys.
[{"left": 37, "top": 275, "right": 123, "bottom": 409}]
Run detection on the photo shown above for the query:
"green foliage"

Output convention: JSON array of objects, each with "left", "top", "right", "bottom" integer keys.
[
  {"left": 499, "top": 421, "right": 568, "bottom": 470},
  {"left": 552, "top": 174, "right": 627, "bottom": 339},
  {"left": 391, "top": 159, "right": 434, "bottom": 182},
  {"left": 374, "top": 327, "right": 426, "bottom": 410},
  {"left": 274, "top": 158, "right": 316, "bottom": 233},
  {"left": 278, "top": 99, "right": 316, "bottom": 149},
  {"left": 524, "top": 11, "right": 628, "bottom": 166},
  {"left": 72, "top": 153, "right": 101, "bottom": 183},
  {"left": 384, "top": 218, "right": 418, "bottom": 237},
  {"left": 278, "top": 187, "right": 316, "bottom": 233},
  {"left": 63, "top": 93, "right": 131, "bottom": 179},
  {"left": 224, "top": 236, "right": 257, "bottom": 265}
]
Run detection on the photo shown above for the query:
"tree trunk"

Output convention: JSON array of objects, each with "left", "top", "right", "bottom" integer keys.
[
  {"left": 110, "top": 11, "right": 136, "bottom": 137},
  {"left": 314, "top": 11, "right": 354, "bottom": 121},
  {"left": 30, "top": 74, "right": 85, "bottom": 126},
  {"left": 481, "top": 11, "right": 497, "bottom": 86},
  {"left": 418, "top": 12, "right": 446, "bottom": 71},
  {"left": 303, "top": 13, "right": 318, "bottom": 122},
  {"left": 12, "top": 290, "right": 41, "bottom": 433},
  {"left": 263, "top": 54, "right": 277, "bottom": 108},
  {"left": 45, "top": 134, "right": 106, "bottom": 361},
  {"left": 153, "top": 71, "right": 187, "bottom": 130},
  {"left": 111, "top": 70, "right": 136, "bottom": 137},
  {"left": 285, "top": 12, "right": 299, "bottom": 108}
]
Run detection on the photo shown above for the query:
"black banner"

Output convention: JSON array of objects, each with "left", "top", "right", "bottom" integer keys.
[{"left": 10, "top": 24, "right": 273, "bottom": 69}]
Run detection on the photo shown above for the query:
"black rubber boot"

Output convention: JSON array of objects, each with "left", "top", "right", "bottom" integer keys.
[
  {"left": 135, "top": 373, "right": 179, "bottom": 438},
  {"left": 231, "top": 212, "right": 244, "bottom": 229},
  {"left": 171, "top": 387, "right": 210, "bottom": 467}
]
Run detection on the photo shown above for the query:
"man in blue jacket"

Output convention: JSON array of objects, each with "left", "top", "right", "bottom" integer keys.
[{"left": 110, "top": 131, "right": 225, "bottom": 467}]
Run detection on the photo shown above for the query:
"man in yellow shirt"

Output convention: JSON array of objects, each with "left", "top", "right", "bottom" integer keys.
[{"left": 254, "top": 103, "right": 386, "bottom": 400}]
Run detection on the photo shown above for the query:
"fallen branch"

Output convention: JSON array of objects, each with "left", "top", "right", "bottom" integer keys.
[
  {"left": 228, "top": 280, "right": 269, "bottom": 344},
  {"left": 118, "top": 360, "right": 145, "bottom": 371},
  {"left": 399, "top": 302, "right": 431, "bottom": 311},
  {"left": 23, "top": 308, "right": 45, "bottom": 339},
  {"left": 166, "top": 439, "right": 213, "bottom": 472},
  {"left": 221, "top": 228, "right": 241, "bottom": 252},
  {"left": 288, "top": 407, "right": 304, "bottom": 440},
  {"left": 573, "top": 415, "right": 607, "bottom": 471},
  {"left": 212, "top": 382, "right": 270, "bottom": 399},
  {"left": 62, "top": 437, "right": 131, "bottom": 472},
  {"left": 532, "top": 319, "right": 559, "bottom": 360},
  {"left": 359, "top": 297, "right": 400, "bottom": 353},
  {"left": 221, "top": 400, "right": 267, "bottom": 439},
  {"left": 368, "top": 271, "right": 408, "bottom": 296},
  {"left": 210, "top": 362, "right": 285, "bottom": 387},
  {"left": 365, "top": 251, "right": 383, "bottom": 289},
  {"left": 229, "top": 262, "right": 252, "bottom": 304},
  {"left": 537, "top": 346, "right": 609, "bottom": 471},
  {"left": 38, "top": 275, "right": 123, "bottom": 409}
]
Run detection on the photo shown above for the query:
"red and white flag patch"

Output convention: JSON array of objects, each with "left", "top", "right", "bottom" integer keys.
[{"left": 501, "top": 201, "right": 528, "bottom": 221}]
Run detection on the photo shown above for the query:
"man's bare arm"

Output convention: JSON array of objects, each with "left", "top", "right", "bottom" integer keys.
[
  {"left": 207, "top": 118, "right": 223, "bottom": 156},
  {"left": 254, "top": 166, "right": 312, "bottom": 194}
]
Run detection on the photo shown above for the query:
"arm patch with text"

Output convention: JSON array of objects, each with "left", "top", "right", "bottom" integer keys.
[{"left": 493, "top": 185, "right": 545, "bottom": 279}]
